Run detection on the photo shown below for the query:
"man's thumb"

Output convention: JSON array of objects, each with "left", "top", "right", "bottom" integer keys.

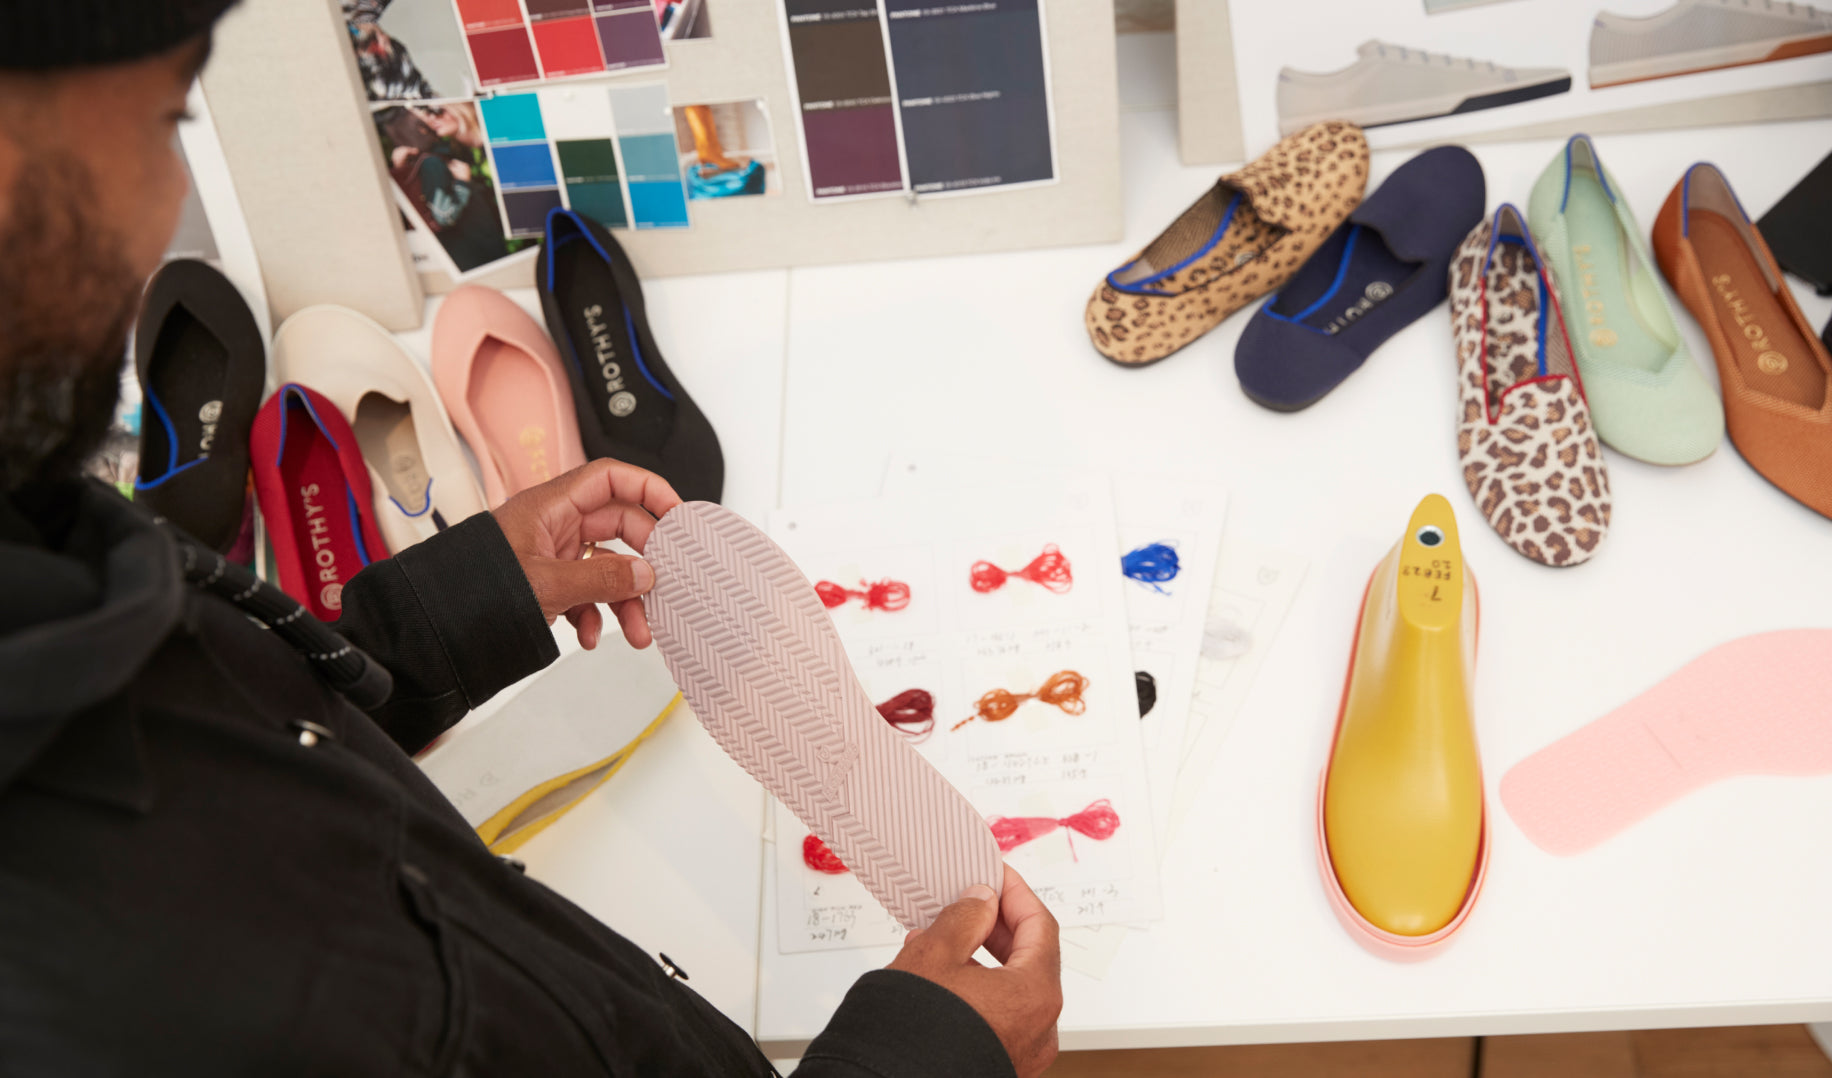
[
  {"left": 527, "top": 552, "right": 655, "bottom": 619},
  {"left": 914, "top": 884, "right": 1000, "bottom": 963}
]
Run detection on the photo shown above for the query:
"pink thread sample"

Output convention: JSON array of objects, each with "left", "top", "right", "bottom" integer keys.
[
  {"left": 989, "top": 800, "right": 1122, "bottom": 860},
  {"left": 878, "top": 688, "right": 936, "bottom": 743},
  {"left": 802, "top": 833, "right": 848, "bottom": 873},
  {"left": 816, "top": 578, "right": 912, "bottom": 611},
  {"left": 952, "top": 670, "right": 1088, "bottom": 732},
  {"left": 970, "top": 544, "right": 1073, "bottom": 594}
]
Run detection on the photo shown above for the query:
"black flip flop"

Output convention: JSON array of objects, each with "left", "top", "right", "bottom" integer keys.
[
  {"left": 537, "top": 208, "right": 724, "bottom": 503},
  {"left": 133, "top": 259, "right": 266, "bottom": 552}
]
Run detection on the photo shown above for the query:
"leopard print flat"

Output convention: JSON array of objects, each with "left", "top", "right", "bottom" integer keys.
[
  {"left": 1450, "top": 205, "right": 1612, "bottom": 568},
  {"left": 1086, "top": 121, "right": 1370, "bottom": 367}
]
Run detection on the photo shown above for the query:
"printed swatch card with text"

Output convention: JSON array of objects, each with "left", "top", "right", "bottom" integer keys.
[
  {"left": 767, "top": 479, "right": 1162, "bottom": 953},
  {"left": 778, "top": 0, "right": 1057, "bottom": 201}
]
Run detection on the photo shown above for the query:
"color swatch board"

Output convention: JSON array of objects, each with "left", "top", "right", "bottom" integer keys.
[
  {"left": 454, "top": 0, "right": 665, "bottom": 88},
  {"left": 780, "top": 0, "right": 1057, "bottom": 201},
  {"left": 480, "top": 84, "right": 689, "bottom": 235}
]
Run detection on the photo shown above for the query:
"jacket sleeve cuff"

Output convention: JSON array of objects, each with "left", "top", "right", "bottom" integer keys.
[
  {"left": 796, "top": 970, "right": 1016, "bottom": 1078},
  {"left": 388, "top": 511, "right": 559, "bottom": 708},
  {"left": 336, "top": 512, "right": 558, "bottom": 752}
]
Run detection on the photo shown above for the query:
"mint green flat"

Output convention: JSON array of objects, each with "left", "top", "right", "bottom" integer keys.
[{"left": 1528, "top": 135, "right": 1724, "bottom": 466}]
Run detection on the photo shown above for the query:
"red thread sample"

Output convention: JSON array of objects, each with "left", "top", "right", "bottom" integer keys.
[
  {"left": 803, "top": 833, "right": 848, "bottom": 874},
  {"left": 815, "top": 578, "right": 912, "bottom": 611},
  {"left": 952, "top": 670, "right": 1088, "bottom": 732},
  {"left": 970, "top": 544, "right": 1073, "bottom": 594},
  {"left": 877, "top": 688, "right": 936, "bottom": 743},
  {"left": 989, "top": 799, "right": 1122, "bottom": 860}
]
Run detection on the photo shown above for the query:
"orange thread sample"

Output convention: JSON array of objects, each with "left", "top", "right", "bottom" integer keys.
[
  {"left": 952, "top": 670, "right": 1089, "bottom": 732},
  {"left": 877, "top": 688, "right": 935, "bottom": 743},
  {"left": 802, "top": 833, "right": 848, "bottom": 874},
  {"left": 970, "top": 544, "right": 1073, "bottom": 594},
  {"left": 988, "top": 799, "right": 1122, "bottom": 860},
  {"left": 815, "top": 578, "right": 912, "bottom": 611}
]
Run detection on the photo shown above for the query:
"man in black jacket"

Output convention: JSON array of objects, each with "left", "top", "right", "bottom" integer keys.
[{"left": 0, "top": 4, "right": 1063, "bottom": 1074}]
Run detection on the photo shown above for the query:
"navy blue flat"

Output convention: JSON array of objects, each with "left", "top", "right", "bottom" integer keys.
[{"left": 1235, "top": 145, "right": 1485, "bottom": 412}]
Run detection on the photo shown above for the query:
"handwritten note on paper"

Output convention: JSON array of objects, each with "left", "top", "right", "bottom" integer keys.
[{"left": 768, "top": 479, "right": 1161, "bottom": 954}]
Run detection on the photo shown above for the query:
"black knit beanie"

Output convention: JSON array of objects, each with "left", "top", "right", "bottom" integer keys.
[{"left": 0, "top": 0, "right": 242, "bottom": 70}]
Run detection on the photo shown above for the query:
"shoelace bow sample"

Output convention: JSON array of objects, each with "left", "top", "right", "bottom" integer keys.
[
  {"left": 877, "top": 688, "right": 935, "bottom": 742},
  {"left": 988, "top": 799, "right": 1122, "bottom": 860},
  {"left": 815, "top": 578, "right": 912, "bottom": 611},
  {"left": 801, "top": 799, "right": 1123, "bottom": 873},
  {"left": 1121, "top": 541, "right": 1181, "bottom": 593},
  {"left": 970, "top": 543, "right": 1073, "bottom": 594},
  {"left": 952, "top": 670, "right": 1089, "bottom": 732}
]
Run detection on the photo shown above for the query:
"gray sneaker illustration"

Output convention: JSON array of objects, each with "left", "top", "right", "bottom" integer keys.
[
  {"left": 1590, "top": 0, "right": 1832, "bottom": 88},
  {"left": 1277, "top": 40, "right": 1572, "bottom": 135}
]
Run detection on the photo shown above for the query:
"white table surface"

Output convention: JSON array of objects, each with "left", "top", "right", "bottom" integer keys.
[{"left": 402, "top": 33, "right": 1832, "bottom": 1055}]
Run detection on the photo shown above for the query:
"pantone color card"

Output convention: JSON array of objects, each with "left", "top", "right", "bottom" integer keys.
[
  {"left": 768, "top": 481, "right": 1162, "bottom": 952},
  {"left": 777, "top": 0, "right": 1056, "bottom": 201},
  {"left": 479, "top": 84, "right": 689, "bottom": 235},
  {"left": 882, "top": 0, "right": 1057, "bottom": 195},
  {"left": 778, "top": 0, "right": 907, "bottom": 200},
  {"left": 480, "top": 93, "right": 564, "bottom": 238},
  {"left": 608, "top": 84, "right": 691, "bottom": 228},
  {"left": 884, "top": 456, "right": 1228, "bottom": 841},
  {"left": 454, "top": 0, "right": 664, "bottom": 88}
]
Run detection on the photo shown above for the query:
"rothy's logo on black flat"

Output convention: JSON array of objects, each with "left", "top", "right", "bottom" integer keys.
[{"left": 583, "top": 304, "right": 639, "bottom": 419}]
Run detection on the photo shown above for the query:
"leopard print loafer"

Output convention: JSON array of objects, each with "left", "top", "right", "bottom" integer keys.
[
  {"left": 1450, "top": 204, "right": 1612, "bottom": 568},
  {"left": 1086, "top": 120, "right": 1369, "bottom": 367}
]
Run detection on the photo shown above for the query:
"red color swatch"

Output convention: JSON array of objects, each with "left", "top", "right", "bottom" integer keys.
[
  {"left": 467, "top": 25, "right": 540, "bottom": 85},
  {"left": 455, "top": 0, "right": 526, "bottom": 31},
  {"left": 877, "top": 688, "right": 935, "bottom": 742},
  {"left": 531, "top": 15, "right": 606, "bottom": 77}
]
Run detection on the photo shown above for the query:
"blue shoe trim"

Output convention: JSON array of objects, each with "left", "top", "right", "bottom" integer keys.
[
  {"left": 544, "top": 205, "right": 674, "bottom": 402},
  {"left": 1558, "top": 133, "right": 1615, "bottom": 213},
  {"left": 389, "top": 474, "right": 436, "bottom": 518},
  {"left": 1265, "top": 226, "right": 1364, "bottom": 328},
  {"left": 346, "top": 488, "right": 374, "bottom": 567},
  {"left": 1106, "top": 191, "right": 1242, "bottom": 296},
  {"left": 273, "top": 383, "right": 342, "bottom": 468}
]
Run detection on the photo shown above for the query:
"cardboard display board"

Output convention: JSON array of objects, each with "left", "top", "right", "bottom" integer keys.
[
  {"left": 201, "top": 0, "right": 425, "bottom": 331},
  {"left": 1174, "top": 0, "right": 1247, "bottom": 167},
  {"left": 204, "top": 0, "right": 1121, "bottom": 305}
]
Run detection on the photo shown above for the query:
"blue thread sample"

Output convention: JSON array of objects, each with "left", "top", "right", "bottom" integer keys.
[{"left": 1121, "top": 541, "right": 1180, "bottom": 594}]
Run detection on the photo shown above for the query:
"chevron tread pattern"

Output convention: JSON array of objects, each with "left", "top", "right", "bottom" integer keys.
[{"left": 644, "top": 502, "right": 1004, "bottom": 930}]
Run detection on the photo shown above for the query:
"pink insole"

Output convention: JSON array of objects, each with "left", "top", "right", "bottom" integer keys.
[
  {"left": 1500, "top": 630, "right": 1832, "bottom": 855},
  {"left": 468, "top": 337, "right": 562, "bottom": 497},
  {"left": 280, "top": 407, "right": 367, "bottom": 622}
]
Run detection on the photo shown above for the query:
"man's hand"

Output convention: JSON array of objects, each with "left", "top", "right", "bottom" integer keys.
[
  {"left": 491, "top": 458, "right": 683, "bottom": 650},
  {"left": 888, "top": 866, "right": 1062, "bottom": 1077}
]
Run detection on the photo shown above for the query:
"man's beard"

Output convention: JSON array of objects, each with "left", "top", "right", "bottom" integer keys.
[{"left": 0, "top": 154, "right": 144, "bottom": 493}]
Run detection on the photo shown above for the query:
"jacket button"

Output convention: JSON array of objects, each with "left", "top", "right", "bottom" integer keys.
[{"left": 289, "top": 720, "right": 336, "bottom": 747}]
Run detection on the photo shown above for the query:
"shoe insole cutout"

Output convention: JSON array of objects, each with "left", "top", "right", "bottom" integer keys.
[
  {"left": 354, "top": 393, "right": 432, "bottom": 515},
  {"left": 143, "top": 307, "right": 229, "bottom": 475},
  {"left": 469, "top": 338, "right": 566, "bottom": 497},
  {"left": 1688, "top": 209, "right": 1826, "bottom": 409},
  {"left": 1563, "top": 175, "right": 1674, "bottom": 373},
  {"left": 1266, "top": 224, "right": 1415, "bottom": 333},
  {"left": 552, "top": 241, "right": 676, "bottom": 453},
  {"left": 1501, "top": 629, "right": 1832, "bottom": 855},
  {"left": 279, "top": 399, "right": 372, "bottom": 621}
]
